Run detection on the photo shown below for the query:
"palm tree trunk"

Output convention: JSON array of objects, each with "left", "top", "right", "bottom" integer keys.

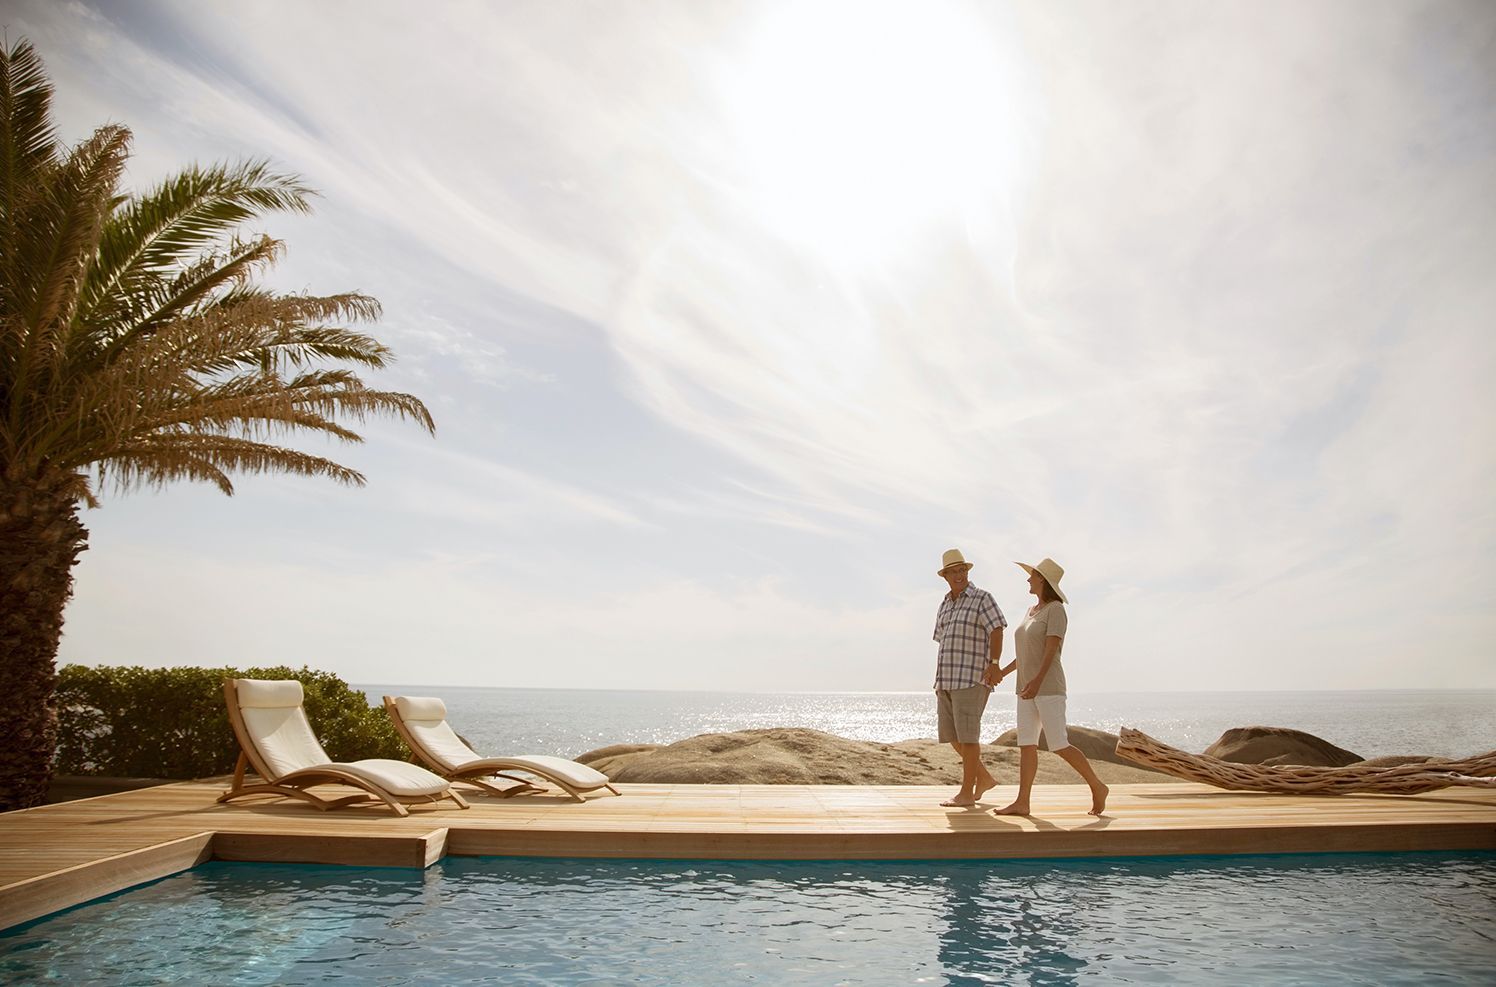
[{"left": 0, "top": 473, "right": 88, "bottom": 811}]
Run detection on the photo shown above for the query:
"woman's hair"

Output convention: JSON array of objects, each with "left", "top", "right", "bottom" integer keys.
[{"left": 1036, "top": 577, "right": 1062, "bottom": 604}]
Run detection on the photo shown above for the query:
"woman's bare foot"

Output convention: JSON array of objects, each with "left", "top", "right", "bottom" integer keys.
[
  {"left": 992, "top": 801, "right": 1030, "bottom": 816},
  {"left": 1089, "top": 783, "right": 1109, "bottom": 816}
]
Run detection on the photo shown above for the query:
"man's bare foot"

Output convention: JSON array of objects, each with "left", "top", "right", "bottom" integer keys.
[
  {"left": 1089, "top": 783, "right": 1109, "bottom": 816},
  {"left": 992, "top": 802, "right": 1030, "bottom": 816},
  {"left": 941, "top": 794, "right": 976, "bottom": 807},
  {"left": 974, "top": 776, "right": 997, "bottom": 801}
]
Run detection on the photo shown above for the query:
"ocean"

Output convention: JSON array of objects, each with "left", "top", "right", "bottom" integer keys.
[{"left": 358, "top": 686, "right": 1496, "bottom": 763}]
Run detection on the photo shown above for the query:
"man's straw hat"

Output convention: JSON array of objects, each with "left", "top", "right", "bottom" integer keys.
[
  {"left": 938, "top": 548, "right": 973, "bottom": 576},
  {"left": 1015, "top": 558, "right": 1068, "bottom": 603}
]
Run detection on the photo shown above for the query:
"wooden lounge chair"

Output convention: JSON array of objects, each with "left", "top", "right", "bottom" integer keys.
[
  {"left": 384, "top": 695, "right": 620, "bottom": 802},
  {"left": 219, "top": 678, "right": 470, "bottom": 817}
]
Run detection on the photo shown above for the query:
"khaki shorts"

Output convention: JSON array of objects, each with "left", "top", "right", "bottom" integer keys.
[{"left": 936, "top": 685, "right": 991, "bottom": 744}]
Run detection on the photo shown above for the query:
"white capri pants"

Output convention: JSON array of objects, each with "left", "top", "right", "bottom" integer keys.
[{"left": 1015, "top": 695, "right": 1069, "bottom": 750}]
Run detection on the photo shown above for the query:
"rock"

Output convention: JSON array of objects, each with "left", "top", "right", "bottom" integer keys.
[
  {"left": 574, "top": 743, "right": 665, "bottom": 776},
  {"left": 1204, "top": 726, "right": 1361, "bottom": 767},
  {"left": 594, "top": 728, "right": 1176, "bottom": 786},
  {"left": 991, "top": 726, "right": 1130, "bottom": 765}
]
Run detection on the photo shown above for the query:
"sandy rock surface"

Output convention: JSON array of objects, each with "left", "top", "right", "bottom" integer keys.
[
  {"left": 575, "top": 728, "right": 1177, "bottom": 786},
  {"left": 1204, "top": 726, "right": 1362, "bottom": 767}
]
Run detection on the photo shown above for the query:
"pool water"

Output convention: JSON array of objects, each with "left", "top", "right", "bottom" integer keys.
[{"left": 2, "top": 853, "right": 1493, "bottom": 985}]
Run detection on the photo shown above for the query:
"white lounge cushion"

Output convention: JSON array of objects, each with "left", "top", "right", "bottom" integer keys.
[
  {"left": 309, "top": 759, "right": 452, "bottom": 798},
  {"left": 394, "top": 695, "right": 447, "bottom": 722},
  {"left": 241, "top": 705, "right": 333, "bottom": 779},
  {"left": 237, "top": 678, "right": 305, "bottom": 709},
  {"left": 401, "top": 716, "right": 482, "bottom": 773},
  {"left": 457, "top": 755, "right": 610, "bottom": 790}
]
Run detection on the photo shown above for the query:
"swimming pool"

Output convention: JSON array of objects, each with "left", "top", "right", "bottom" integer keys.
[{"left": 3, "top": 852, "right": 1492, "bottom": 985}]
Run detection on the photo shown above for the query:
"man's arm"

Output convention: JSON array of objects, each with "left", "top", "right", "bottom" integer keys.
[{"left": 982, "top": 626, "right": 1006, "bottom": 684}]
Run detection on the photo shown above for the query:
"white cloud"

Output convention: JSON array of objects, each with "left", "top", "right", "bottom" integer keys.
[{"left": 23, "top": 0, "right": 1496, "bottom": 692}]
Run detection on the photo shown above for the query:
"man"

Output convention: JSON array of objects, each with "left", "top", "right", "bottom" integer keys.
[{"left": 931, "top": 548, "right": 1007, "bottom": 807}]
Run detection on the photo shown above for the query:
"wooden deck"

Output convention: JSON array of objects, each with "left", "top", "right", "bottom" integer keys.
[{"left": 2, "top": 779, "right": 1493, "bottom": 931}]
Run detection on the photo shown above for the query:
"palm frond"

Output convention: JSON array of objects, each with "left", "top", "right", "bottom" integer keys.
[
  {"left": 81, "top": 234, "right": 283, "bottom": 348},
  {"left": 0, "top": 39, "right": 60, "bottom": 236},
  {"left": 20, "top": 124, "right": 131, "bottom": 331},
  {"left": 76, "top": 160, "right": 316, "bottom": 328},
  {"left": 3, "top": 124, "right": 130, "bottom": 452},
  {"left": 0, "top": 38, "right": 435, "bottom": 504},
  {"left": 82, "top": 292, "right": 390, "bottom": 388},
  {"left": 96, "top": 433, "right": 367, "bottom": 495}
]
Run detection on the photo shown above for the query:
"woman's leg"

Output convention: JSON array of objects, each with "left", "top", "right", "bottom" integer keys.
[
  {"left": 993, "top": 745, "right": 1036, "bottom": 815},
  {"left": 1038, "top": 696, "right": 1108, "bottom": 815},
  {"left": 1053, "top": 745, "right": 1109, "bottom": 815},
  {"left": 994, "top": 698, "right": 1039, "bottom": 815}
]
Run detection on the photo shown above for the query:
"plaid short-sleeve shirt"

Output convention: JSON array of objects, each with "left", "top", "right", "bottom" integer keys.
[{"left": 932, "top": 585, "right": 1007, "bottom": 690}]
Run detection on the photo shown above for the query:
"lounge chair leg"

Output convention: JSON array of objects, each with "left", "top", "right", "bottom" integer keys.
[
  {"left": 460, "top": 776, "right": 542, "bottom": 798},
  {"left": 448, "top": 789, "right": 471, "bottom": 810},
  {"left": 218, "top": 783, "right": 364, "bottom": 811}
]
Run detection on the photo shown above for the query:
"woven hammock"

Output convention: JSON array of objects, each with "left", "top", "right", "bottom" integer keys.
[{"left": 1115, "top": 728, "right": 1496, "bottom": 796}]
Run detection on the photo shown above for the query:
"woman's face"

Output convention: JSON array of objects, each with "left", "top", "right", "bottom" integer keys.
[{"left": 1027, "top": 570, "right": 1044, "bottom": 596}]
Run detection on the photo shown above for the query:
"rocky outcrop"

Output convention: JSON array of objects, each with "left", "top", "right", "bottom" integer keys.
[
  {"left": 990, "top": 725, "right": 1132, "bottom": 765},
  {"left": 1356, "top": 754, "right": 1446, "bottom": 768},
  {"left": 575, "top": 728, "right": 1175, "bottom": 786},
  {"left": 573, "top": 743, "right": 664, "bottom": 777},
  {"left": 1203, "top": 726, "right": 1361, "bottom": 767}
]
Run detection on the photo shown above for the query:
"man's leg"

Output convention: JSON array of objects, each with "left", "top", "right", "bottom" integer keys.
[
  {"left": 941, "top": 742, "right": 987, "bottom": 806},
  {"left": 942, "top": 687, "right": 995, "bottom": 806},
  {"left": 962, "top": 742, "right": 997, "bottom": 799}
]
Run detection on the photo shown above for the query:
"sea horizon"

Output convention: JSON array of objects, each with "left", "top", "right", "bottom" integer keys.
[
  {"left": 359, "top": 683, "right": 1493, "bottom": 696},
  {"left": 358, "top": 684, "right": 1496, "bottom": 764}
]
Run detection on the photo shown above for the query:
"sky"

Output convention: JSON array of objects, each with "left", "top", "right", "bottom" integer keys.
[{"left": 8, "top": 0, "right": 1495, "bottom": 693}]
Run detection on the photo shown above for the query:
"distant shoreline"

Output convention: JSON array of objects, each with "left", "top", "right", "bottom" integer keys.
[{"left": 358, "top": 684, "right": 1496, "bottom": 696}]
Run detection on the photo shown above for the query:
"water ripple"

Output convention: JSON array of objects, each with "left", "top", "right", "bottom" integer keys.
[{"left": 2, "top": 854, "right": 1494, "bottom": 984}]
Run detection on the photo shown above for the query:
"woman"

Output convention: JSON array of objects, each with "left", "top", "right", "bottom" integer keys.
[{"left": 992, "top": 558, "right": 1109, "bottom": 816}]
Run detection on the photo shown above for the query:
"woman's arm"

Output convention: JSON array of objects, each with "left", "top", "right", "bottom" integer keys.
[{"left": 1019, "top": 636, "right": 1062, "bottom": 699}]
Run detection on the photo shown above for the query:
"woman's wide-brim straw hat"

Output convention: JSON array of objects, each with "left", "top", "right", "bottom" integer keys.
[
  {"left": 1016, "top": 557, "right": 1068, "bottom": 602},
  {"left": 938, "top": 548, "right": 973, "bottom": 575}
]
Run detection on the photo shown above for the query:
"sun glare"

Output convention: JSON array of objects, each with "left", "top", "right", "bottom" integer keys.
[{"left": 724, "top": 0, "right": 1027, "bottom": 264}]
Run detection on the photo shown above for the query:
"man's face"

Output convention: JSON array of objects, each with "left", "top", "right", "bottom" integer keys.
[{"left": 941, "top": 565, "right": 970, "bottom": 594}]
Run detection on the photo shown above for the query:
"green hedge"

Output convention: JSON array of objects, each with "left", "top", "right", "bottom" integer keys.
[{"left": 54, "top": 664, "right": 409, "bottom": 779}]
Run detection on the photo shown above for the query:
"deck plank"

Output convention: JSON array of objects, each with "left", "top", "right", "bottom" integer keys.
[{"left": 1, "top": 780, "right": 1493, "bottom": 930}]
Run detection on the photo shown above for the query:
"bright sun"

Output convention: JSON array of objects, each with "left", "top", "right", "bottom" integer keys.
[{"left": 724, "top": 0, "right": 1027, "bottom": 264}]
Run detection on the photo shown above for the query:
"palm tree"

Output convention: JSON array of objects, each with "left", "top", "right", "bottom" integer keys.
[{"left": 0, "top": 40, "right": 435, "bottom": 810}]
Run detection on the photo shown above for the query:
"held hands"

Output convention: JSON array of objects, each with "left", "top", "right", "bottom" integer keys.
[{"left": 982, "top": 663, "right": 1004, "bottom": 686}]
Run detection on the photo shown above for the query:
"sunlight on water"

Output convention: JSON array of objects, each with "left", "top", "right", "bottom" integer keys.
[{"left": 361, "top": 687, "right": 1496, "bottom": 762}]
